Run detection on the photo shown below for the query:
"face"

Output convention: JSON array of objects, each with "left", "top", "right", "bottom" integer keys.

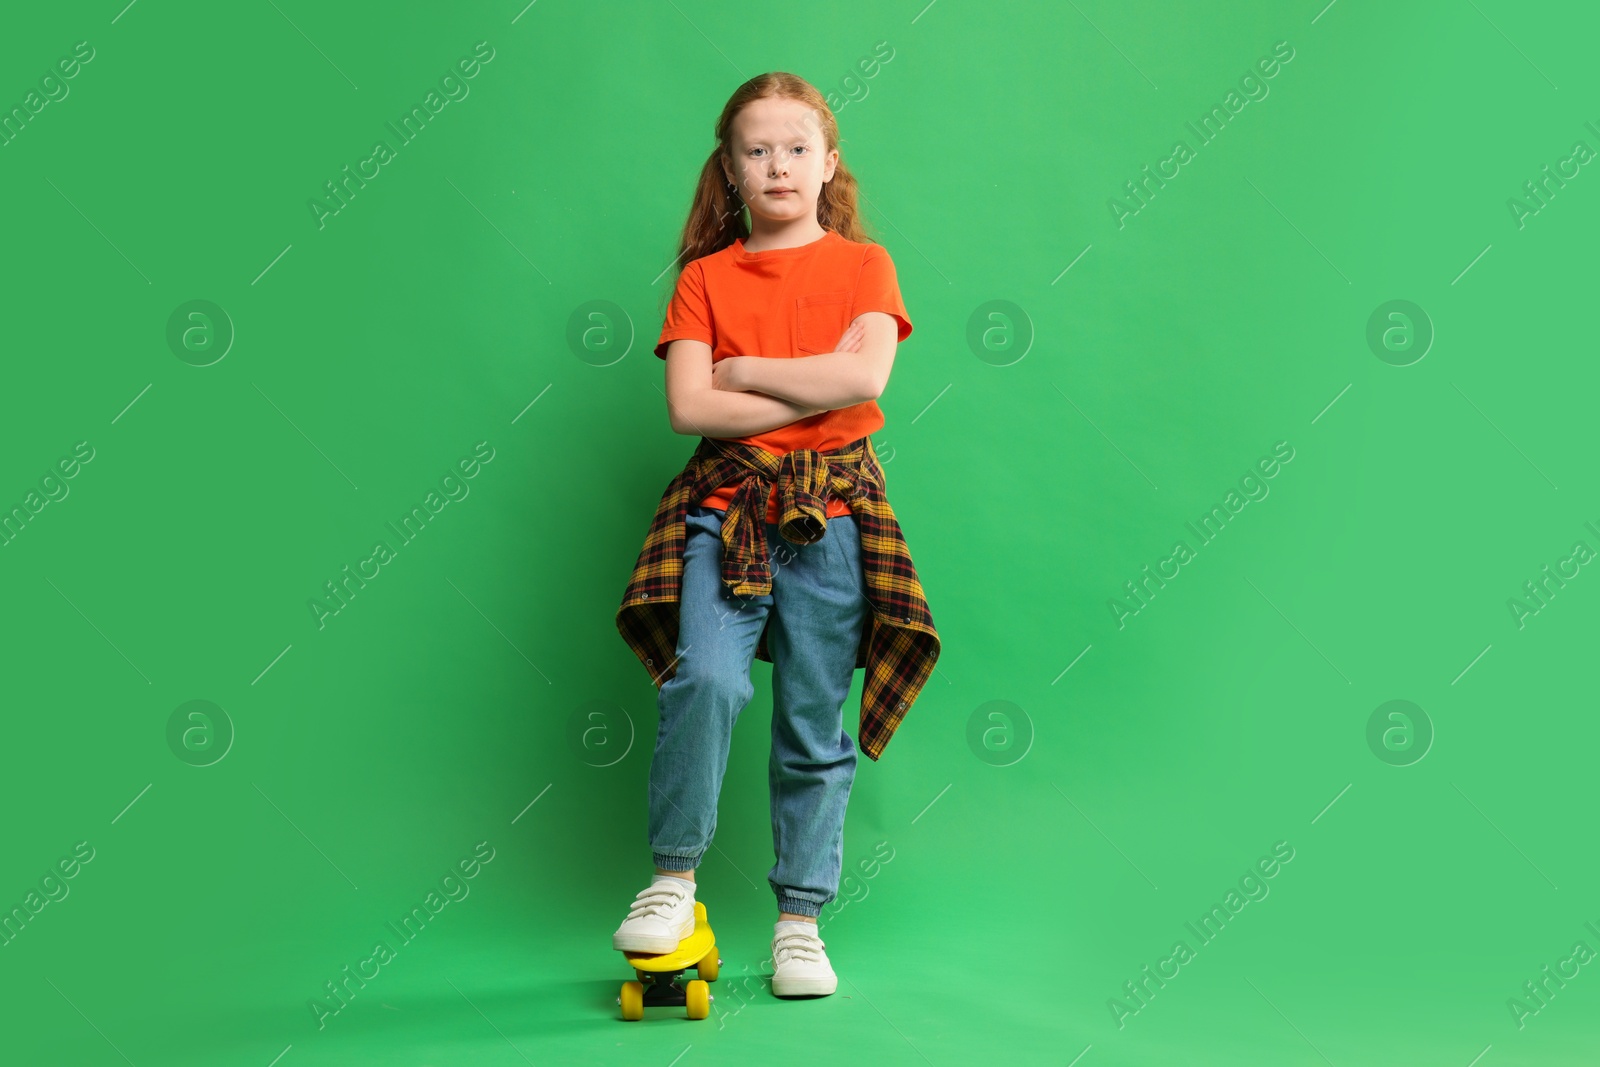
[{"left": 721, "top": 96, "right": 838, "bottom": 226}]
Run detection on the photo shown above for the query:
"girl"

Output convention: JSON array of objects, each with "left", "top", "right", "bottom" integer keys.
[{"left": 612, "top": 72, "right": 939, "bottom": 1000}]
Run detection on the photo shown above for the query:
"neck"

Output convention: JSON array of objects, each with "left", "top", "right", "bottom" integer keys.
[{"left": 742, "top": 218, "right": 827, "bottom": 252}]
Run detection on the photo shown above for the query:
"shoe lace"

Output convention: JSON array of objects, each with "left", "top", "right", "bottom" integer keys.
[
  {"left": 626, "top": 884, "right": 689, "bottom": 921},
  {"left": 774, "top": 930, "right": 825, "bottom": 965}
]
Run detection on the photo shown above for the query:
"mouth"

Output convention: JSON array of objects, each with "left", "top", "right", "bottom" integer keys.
[{"left": 767, "top": 189, "right": 795, "bottom": 196}]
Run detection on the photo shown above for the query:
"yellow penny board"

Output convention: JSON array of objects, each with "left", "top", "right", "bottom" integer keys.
[{"left": 618, "top": 901, "right": 720, "bottom": 1020}]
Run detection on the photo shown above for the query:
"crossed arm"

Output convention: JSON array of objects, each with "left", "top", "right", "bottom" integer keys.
[{"left": 663, "top": 311, "right": 900, "bottom": 438}]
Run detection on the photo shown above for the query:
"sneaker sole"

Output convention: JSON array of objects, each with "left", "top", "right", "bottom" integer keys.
[
  {"left": 612, "top": 917, "right": 695, "bottom": 954},
  {"left": 772, "top": 975, "right": 838, "bottom": 996}
]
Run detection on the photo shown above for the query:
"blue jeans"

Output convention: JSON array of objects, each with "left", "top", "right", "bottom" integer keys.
[{"left": 647, "top": 503, "right": 869, "bottom": 918}]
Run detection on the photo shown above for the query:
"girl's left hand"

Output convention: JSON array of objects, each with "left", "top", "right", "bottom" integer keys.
[{"left": 711, "top": 356, "right": 752, "bottom": 392}]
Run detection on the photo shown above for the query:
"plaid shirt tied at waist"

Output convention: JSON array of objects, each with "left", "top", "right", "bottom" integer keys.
[{"left": 615, "top": 434, "right": 939, "bottom": 762}]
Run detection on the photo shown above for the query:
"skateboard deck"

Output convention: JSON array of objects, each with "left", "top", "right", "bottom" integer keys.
[{"left": 617, "top": 900, "right": 720, "bottom": 1021}]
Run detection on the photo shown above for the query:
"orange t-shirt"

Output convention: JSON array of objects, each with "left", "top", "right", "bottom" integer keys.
[{"left": 654, "top": 229, "right": 913, "bottom": 524}]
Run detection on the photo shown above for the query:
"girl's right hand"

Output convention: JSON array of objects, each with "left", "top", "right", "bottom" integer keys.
[
  {"left": 835, "top": 321, "right": 866, "bottom": 353},
  {"left": 793, "top": 321, "right": 868, "bottom": 418}
]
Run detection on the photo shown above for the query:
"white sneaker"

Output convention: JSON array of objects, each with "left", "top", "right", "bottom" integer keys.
[
  {"left": 771, "top": 920, "right": 837, "bottom": 996},
  {"left": 612, "top": 876, "right": 696, "bottom": 953}
]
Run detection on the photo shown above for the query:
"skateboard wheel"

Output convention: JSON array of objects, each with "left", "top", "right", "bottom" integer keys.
[
  {"left": 697, "top": 950, "right": 719, "bottom": 982},
  {"left": 685, "top": 979, "right": 710, "bottom": 1020},
  {"left": 620, "top": 980, "right": 644, "bottom": 1021}
]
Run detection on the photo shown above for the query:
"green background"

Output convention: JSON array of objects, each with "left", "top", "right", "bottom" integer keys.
[{"left": 3, "top": 1, "right": 1597, "bottom": 1064}]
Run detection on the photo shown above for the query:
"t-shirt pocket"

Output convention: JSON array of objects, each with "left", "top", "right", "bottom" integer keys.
[{"left": 795, "top": 289, "right": 854, "bottom": 355}]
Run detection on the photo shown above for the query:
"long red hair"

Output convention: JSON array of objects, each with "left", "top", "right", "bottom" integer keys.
[{"left": 660, "top": 72, "right": 874, "bottom": 303}]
